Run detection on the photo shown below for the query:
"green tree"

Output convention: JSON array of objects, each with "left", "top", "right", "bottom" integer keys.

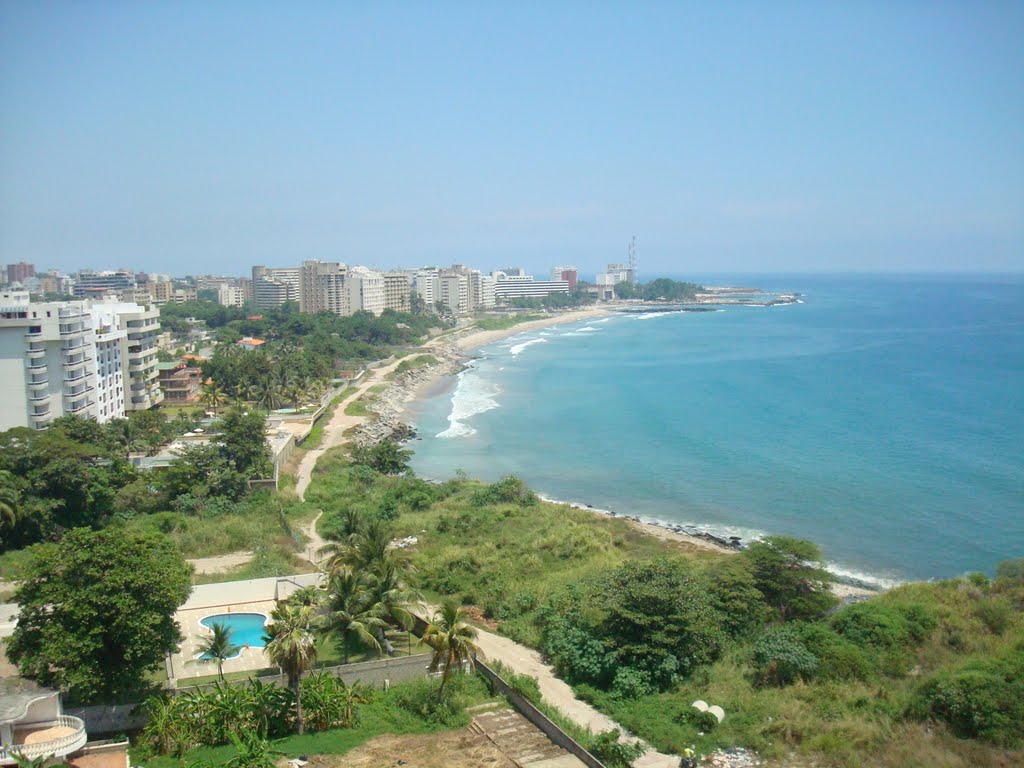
[
  {"left": 350, "top": 440, "right": 413, "bottom": 475},
  {"left": 742, "top": 536, "right": 837, "bottom": 621},
  {"left": 423, "top": 601, "right": 480, "bottom": 702},
  {"left": 195, "top": 621, "right": 242, "bottom": 681},
  {"left": 0, "top": 469, "right": 23, "bottom": 546},
  {"left": 218, "top": 407, "right": 272, "bottom": 479},
  {"left": 263, "top": 602, "right": 318, "bottom": 734},
  {"left": 6, "top": 528, "right": 192, "bottom": 703}
]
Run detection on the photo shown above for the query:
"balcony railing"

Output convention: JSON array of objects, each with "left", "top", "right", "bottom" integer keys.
[
  {"left": 25, "top": 360, "right": 47, "bottom": 372},
  {"left": 65, "top": 399, "right": 94, "bottom": 414},
  {"left": 26, "top": 347, "right": 46, "bottom": 360},
  {"left": 28, "top": 390, "right": 50, "bottom": 403},
  {"left": 58, "top": 306, "right": 84, "bottom": 318},
  {"left": 0, "top": 715, "right": 88, "bottom": 765},
  {"left": 64, "top": 382, "right": 95, "bottom": 398},
  {"left": 59, "top": 323, "right": 85, "bottom": 336}
]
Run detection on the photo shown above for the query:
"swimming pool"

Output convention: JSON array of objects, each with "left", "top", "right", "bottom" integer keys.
[{"left": 199, "top": 612, "right": 269, "bottom": 658}]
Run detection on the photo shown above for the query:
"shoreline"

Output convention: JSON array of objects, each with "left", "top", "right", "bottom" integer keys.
[{"left": 350, "top": 306, "right": 885, "bottom": 600}]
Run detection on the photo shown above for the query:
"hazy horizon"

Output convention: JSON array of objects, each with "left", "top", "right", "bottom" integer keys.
[{"left": 2, "top": 2, "right": 1022, "bottom": 277}]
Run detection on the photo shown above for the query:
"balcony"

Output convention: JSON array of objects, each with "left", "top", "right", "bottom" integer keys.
[
  {"left": 64, "top": 382, "right": 94, "bottom": 398},
  {"left": 27, "top": 377, "right": 49, "bottom": 388},
  {"left": 58, "top": 306, "right": 83, "bottom": 319},
  {"left": 62, "top": 339, "right": 85, "bottom": 351},
  {"left": 26, "top": 347, "right": 46, "bottom": 360},
  {"left": 59, "top": 323, "right": 85, "bottom": 337},
  {"left": 64, "top": 369, "right": 90, "bottom": 384},
  {"left": 28, "top": 390, "right": 49, "bottom": 403},
  {"left": 65, "top": 399, "right": 94, "bottom": 415},
  {"left": 25, "top": 359, "right": 47, "bottom": 372},
  {"left": 0, "top": 715, "right": 88, "bottom": 765},
  {"left": 24, "top": 329, "right": 42, "bottom": 340}
]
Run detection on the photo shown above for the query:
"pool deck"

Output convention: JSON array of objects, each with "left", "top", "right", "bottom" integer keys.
[{"left": 171, "top": 600, "right": 279, "bottom": 681}]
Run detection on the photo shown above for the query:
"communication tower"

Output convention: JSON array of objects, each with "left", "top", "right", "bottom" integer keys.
[{"left": 628, "top": 236, "right": 638, "bottom": 285}]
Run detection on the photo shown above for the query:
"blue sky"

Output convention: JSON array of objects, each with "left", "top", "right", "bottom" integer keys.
[{"left": 1, "top": 1, "right": 1022, "bottom": 277}]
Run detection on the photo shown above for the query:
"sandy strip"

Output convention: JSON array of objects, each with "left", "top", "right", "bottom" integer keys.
[{"left": 454, "top": 306, "right": 615, "bottom": 352}]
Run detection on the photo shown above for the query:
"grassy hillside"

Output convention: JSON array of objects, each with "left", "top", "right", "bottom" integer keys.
[{"left": 304, "top": 452, "right": 1024, "bottom": 768}]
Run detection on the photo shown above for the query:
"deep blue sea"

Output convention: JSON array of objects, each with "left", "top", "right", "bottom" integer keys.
[{"left": 408, "top": 275, "right": 1024, "bottom": 586}]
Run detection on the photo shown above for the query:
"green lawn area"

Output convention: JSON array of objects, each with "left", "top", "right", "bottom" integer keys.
[
  {"left": 344, "top": 384, "right": 388, "bottom": 417},
  {"left": 473, "top": 314, "right": 544, "bottom": 331}
]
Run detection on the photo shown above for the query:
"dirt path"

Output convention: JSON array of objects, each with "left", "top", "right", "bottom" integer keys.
[{"left": 186, "top": 551, "right": 254, "bottom": 574}]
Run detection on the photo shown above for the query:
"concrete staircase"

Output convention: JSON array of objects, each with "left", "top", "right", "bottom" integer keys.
[{"left": 469, "top": 703, "right": 587, "bottom": 768}]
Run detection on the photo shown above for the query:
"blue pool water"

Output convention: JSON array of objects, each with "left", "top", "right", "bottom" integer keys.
[{"left": 200, "top": 613, "right": 268, "bottom": 658}]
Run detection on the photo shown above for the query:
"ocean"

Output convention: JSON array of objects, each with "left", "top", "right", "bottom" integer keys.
[{"left": 407, "top": 274, "right": 1024, "bottom": 586}]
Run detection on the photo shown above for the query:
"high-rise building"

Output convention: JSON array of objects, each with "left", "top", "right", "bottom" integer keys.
[
  {"left": 251, "top": 266, "right": 300, "bottom": 310},
  {"left": 414, "top": 268, "right": 440, "bottom": 308},
  {"left": 382, "top": 272, "right": 412, "bottom": 313},
  {"left": 438, "top": 272, "right": 469, "bottom": 315},
  {"left": 90, "top": 301, "right": 164, "bottom": 411},
  {"left": 348, "top": 267, "right": 385, "bottom": 315},
  {"left": 217, "top": 284, "right": 246, "bottom": 308},
  {"left": 299, "top": 261, "right": 349, "bottom": 315},
  {"left": 0, "top": 290, "right": 99, "bottom": 430},
  {"left": 147, "top": 281, "right": 174, "bottom": 305}
]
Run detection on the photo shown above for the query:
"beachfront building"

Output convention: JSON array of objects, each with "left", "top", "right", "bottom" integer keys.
[
  {"left": 0, "top": 291, "right": 99, "bottom": 430},
  {"left": 492, "top": 272, "right": 570, "bottom": 302},
  {"left": 551, "top": 266, "right": 579, "bottom": 291},
  {"left": 414, "top": 268, "right": 440, "bottom": 308},
  {"left": 157, "top": 360, "right": 202, "bottom": 402},
  {"left": 300, "top": 260, "right": 350, "bottom": 315},
  {"left": 91, "top": 300, "right": 164, "bottom": 411},
  {"left": 348, "top": 266, "right": 385, "bottom": 315},
  {"left": 383, "top": 272, "right": 413, "bottom": 312}
]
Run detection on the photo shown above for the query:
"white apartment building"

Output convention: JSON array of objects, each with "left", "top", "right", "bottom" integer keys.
[
  {"left": 217, "top": 284, "right": 246, "bottom": 308},
  {"left": 414, "top": 268, "right": 439, "bottom": 307},
  {"left": 92, "top": 323, "right": 127, "bottom": 423},
  {"left": 348, "top": 267, "right": 385, "bottom": 315},
  {"left": 493, "top": 275, "right": 570, "bottom": 301},
  {"left": 74, "top": 269, "right": 136, "bottom": 299},
  {"left": 0, "top": 291, "right": 98, "bottom": 430},
  {"left": 439, "top": 272, "right": 469, "bottom": 315},
  {"left": 91, "top": 301, "right": 164, "bottom": 411},
  {"left": 252, "top": 266, "right": 300, "bottom": 310}
]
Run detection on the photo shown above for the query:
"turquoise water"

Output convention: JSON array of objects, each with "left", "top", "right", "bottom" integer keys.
[
  {"left": 200, "top": 613, "right": 268, "bottom": 657},
  {"left": 408, "top": 274, "right": 1024, "bottom": 586}
]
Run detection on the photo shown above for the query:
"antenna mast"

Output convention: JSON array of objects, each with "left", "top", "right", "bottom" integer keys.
[{"left": 628, "top": 235, "right": 638, "bottom": 285}]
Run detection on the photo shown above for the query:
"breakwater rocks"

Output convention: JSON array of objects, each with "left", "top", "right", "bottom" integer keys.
[{"left": 353, "top": 347, "right": 464, "bottom": 447}]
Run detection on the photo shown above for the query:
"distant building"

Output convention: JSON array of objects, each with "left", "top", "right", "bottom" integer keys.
[
  {"left": 236, "top": 336, "right": 266, "bottom": 351},
  {"left": 414, "top": 268, "right": 440, "bottom": 308},
  {"left": 74, "top": 269, "right": 136, "bottom": 300},
  {"left": 217, "top": 284, "right": 246, "bottom": 307},
  {"left": 299, "top": 260, "right": 349, "bottom": 315},
  {"left": 251, "top": 266, "right": 300, "bottom": 310},
  {"left": 551, "top": 266, "right": 579, "bottom": 291},
  {"left": 6, "top": 262, "right": 36, "bottom": 286},
  {"left": 348, "top": 267, "right": 385, "bottom": 315},
  {"left": 383, "top": 272, "right": 412, "bottom": 313},
  {"left": 493, "top": 277, "right": 570, "bottom": 301}
]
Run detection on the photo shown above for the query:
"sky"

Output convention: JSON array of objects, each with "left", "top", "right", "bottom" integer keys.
[{"left": 1, "top": 1, "right": 1022, "bottom": 278}]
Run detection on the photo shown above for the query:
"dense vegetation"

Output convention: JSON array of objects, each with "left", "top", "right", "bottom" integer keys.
[
  {"left": 0, "top": 411, "right": 304, "bottom": 583},
  {"left": 306, "top": 451, "right": 1024, "bottom": 767},
  {"left": 6, "top": 528, "right": 192, "bottom": 704},
  {"left": 614, "top": 277, "right": 703, "bottom": 301}
]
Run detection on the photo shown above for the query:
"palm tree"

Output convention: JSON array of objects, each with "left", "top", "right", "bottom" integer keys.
[
  {"left": 424, "top": 601, "right": 480, "bottom": 702},
  {"left": 0, "top": 470, "right": 22, "bottom": 540},
  {"left": 263, "top": 602, "right": 318, "bottom": 735},
  {"left": 257, "top": 380, "right": 284, "bottom": 412},
  {"left": 338, "top": 679, "right": 369, "bottom": 728},
  {"left": 323, "top": 570, "right": 385, "bottom": 665},
  {"left": 199, "top": 381, "right": 226, "bottom": 415},
  {"left": 366, "top": 560, "right": 421, "bottom": 655},
  {"left": 195, "top": 622, "right": 241, "bottom": 681}
]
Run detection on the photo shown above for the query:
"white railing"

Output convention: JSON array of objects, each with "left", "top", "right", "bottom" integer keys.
[{"left": 0, "top": 715, "right": 87, "bottom": 764}]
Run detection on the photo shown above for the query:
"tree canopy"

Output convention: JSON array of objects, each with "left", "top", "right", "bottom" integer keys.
[{"left": 6, "top": 528, "right": 192, "bottom": 703}]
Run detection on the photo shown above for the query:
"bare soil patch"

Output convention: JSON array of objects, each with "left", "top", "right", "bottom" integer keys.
[{"left": 301, "top": 728, "right": 516, "bottom": 768}]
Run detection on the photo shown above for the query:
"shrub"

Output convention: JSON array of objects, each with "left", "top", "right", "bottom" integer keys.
[
  {"left": 797, "top": 623, "right": 874, "bottom": 681},
  {"left": 471, "top": 476, "right": 538, "bottom": 507},
  {"left": 752, "top": 626, "right": 819, "bottom": 686},
  {"left": 611, "top": 666, "right": 655, "bottom": 699},
  {"left": 830, "top": 601, "right": 935, "bottom": 651},
  {"left": 913, "top": 666, "right": 1024, "bottom": 746},
  {"left": 586, "top": 729, "right": 645, "bottom": 768},
  {"left": 490, "top": 661, "right": 542, "bottom": 704},
  {"left": 974, "top": 596, "right": 1014, "bottom": 635},
  {"left": 392, "top": 675, "right": 469, "bottom": 726}
]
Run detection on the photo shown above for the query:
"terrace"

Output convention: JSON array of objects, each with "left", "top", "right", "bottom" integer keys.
[{"left": 0, "top": 681, "right": 88, "bottom": 766}]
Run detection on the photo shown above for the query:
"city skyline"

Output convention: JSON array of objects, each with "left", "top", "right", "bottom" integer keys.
[{"left": 2, "top": 2, "right": 1022, "bottom": 276}]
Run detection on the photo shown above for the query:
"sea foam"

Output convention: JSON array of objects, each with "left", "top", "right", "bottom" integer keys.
[
  {"left": 436, "top": 367, "right": 500, "bottom": 439},
  {"left": 509, "top": 337, "right": 548, "bottom": 356}
]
